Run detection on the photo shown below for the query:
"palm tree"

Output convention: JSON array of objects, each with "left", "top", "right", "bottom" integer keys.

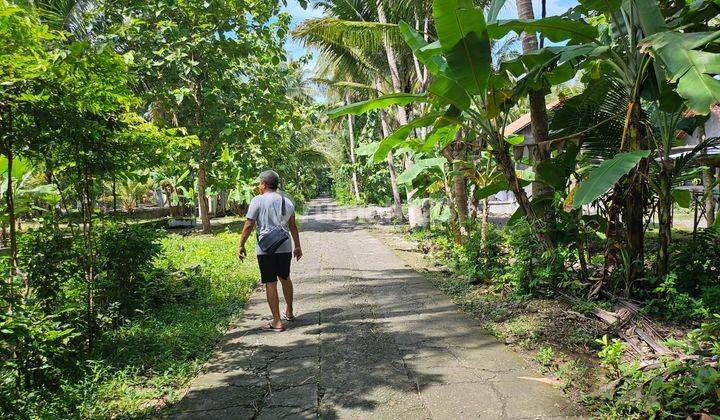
[
  {"left": 512, "top": 0, "right": 553, "bottom": 214},
  {"left": 292, "top": 0, "right": 423, "bottom": 220}
]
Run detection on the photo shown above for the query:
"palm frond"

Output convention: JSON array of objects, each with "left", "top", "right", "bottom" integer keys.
[{"left": 549, "top": 77, "right": 629, "bottom": 161}]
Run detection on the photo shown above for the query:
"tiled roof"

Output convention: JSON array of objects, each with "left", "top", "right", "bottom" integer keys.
[{"left": 504, "top": 101, "right": 562, "bottom": 135}]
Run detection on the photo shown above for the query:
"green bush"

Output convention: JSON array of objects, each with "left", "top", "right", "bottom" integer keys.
[
  {"left": 18, "top": 226, "right": 84, "bottom": 314},
  {"left": 670, "top": 229, "right": 720, "bottom": 313},
  {"left": 2, "top": 222, "right": 260, "bottom": 418},
  {"left": 440, "top": 222, "right": 508, "bottom": 288},
  {"left": 95, "top": 223, "right": 167, "bottom": 319},
  {"left": 331, "top": 160, "right": 393, "bottom": 205},
  {"left": 505, "top": 220, "right": 572, "bottom": 296},
  {"left": 642, "top": 228, "right": 720, "bottom": 320}
]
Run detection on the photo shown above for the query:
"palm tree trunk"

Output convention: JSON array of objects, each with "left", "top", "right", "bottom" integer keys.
[
  {"left": 441, "top": 130, "right": 469, "bottom": 235},
  {"left": 376, "top": 1, "right": 425, "bottom": 228},
  {"left": 379, "top": 107, "right": 405, "bottom": 221},
  {"left": 515, "top": 0, "right": 554, "bottom": 217},
  {"left": 345, "top": 94, "right": 361, "bottom": 201}
]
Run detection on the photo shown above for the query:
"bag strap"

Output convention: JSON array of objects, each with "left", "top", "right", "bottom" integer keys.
[{"left": 279, "top": 190, "right": 286, "bottom": 217}]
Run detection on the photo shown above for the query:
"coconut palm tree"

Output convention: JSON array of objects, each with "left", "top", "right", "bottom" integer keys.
[{"left": 292, "top": 0, "right": 428, "bottom": 220}]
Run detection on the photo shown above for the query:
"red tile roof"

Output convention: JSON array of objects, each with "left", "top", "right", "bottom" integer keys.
[{"left": 504, "top": 101, "right": 562, "bottom": 136}]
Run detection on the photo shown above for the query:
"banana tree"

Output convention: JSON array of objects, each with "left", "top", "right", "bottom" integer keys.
[
  {"left": 509, "top": 0, "right": 720, "bottom": 295},
  {"left": 647, "top": 108, "right": 720, "bottom": 277},
  {"left": 329, "top": 0, "right": 600, "bottom": 248},
  {"left": 0, "top": 157, "right": 59, "bottom": 252}
]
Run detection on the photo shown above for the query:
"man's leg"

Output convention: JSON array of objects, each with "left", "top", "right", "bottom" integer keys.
[
  {"left": 279, "top": 277, "right": 294, "bottom": 317},
  {"left": 265, "top": 280, "right": 282, "bottom": 328}
]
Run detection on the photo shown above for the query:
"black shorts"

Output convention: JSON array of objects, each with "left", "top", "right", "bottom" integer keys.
[{"left": 257, "top": 252, "right": 292, "bottom": 283}]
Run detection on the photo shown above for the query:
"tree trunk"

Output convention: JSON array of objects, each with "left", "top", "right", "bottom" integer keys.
[
  {"left": 3, "top": 107, "right": 16, "bottom": 271},
  {"left": 77, "top": 159, "right": 96, "bottom": 352},
  {"left": 197, "top": 158, "right": 212, "bottom": 233},
  {"left": 707, "top": 168, "right": 717, "bottom": 227},
  {"left": 112, "top": 175, "right": 117, "bottom": 212},
  {"left": 494, "top": 141, "right": 554, "bottom": 249},
  {"left": 622, "top": 121, "right": 648, "bottom": 296},
  {"left": 481, "top": 197, "right": 490, "bottom": 249},
  {"left": 657, "top": 174, "right": 672, "bottom": 278},
  {"left": 441, "top": 131, "right": 469, "bottom": 235},
  {"left": 700, "top": 126, "right": 716, "bottom": 227},
  {"left": 379, "top": 107, "right": 405, "bottom": 221},
  {"left": 346, "top": 94, "right": 361, "bottom": 201},
  {"left": 376, "top": 1, "right": 424, "bottom": 228},
  {"left": 515, "top": 0, "right": 553, "bottom": 215}
]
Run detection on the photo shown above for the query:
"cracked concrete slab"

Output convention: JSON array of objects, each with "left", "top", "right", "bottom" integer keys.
[{"left": 169, "top": 199, "right": 584, "bottom": 419}]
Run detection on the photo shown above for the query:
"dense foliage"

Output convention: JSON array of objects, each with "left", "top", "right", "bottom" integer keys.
[
  {"left": 2, "top": 0, "right": 720, "bottom": 417},
  {"left": 321, "top": 0, "right": 720, "bottom": 416},
  {"left": 0, "top": 0, "right": 330, "bottom": 416}
]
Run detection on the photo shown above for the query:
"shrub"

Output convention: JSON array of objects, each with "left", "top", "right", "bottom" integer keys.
[
  {"left": 18, "top": 226, "right": 84, "bottom": 314},
  {"left": 641, "top": 228, "right": 720, "bottom": 320},
  {"left": 643, "top": 273, "right": 710, "bottom": 321},
  {"left": 454, "top": 222, "right": 508, "bottom": 288},
  {"left": 95, "top": 223, "right": 166, "bottom": 318},
  {"left": 669, "top": 229, "right": 720, "bottom": 313},
  {"left": 505, "top": 220, "right": 572, "bottom": 296}
]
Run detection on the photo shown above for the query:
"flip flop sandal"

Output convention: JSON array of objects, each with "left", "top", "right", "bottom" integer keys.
[
  {"left": 262, "top": 323, "right": 285, "bottom": 332},
  {"left": 281, "top": 311, "right": 296, "bottom": 321}
]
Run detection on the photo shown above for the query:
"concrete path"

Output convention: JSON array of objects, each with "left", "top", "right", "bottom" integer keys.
[{"left": 170, "top": 199, "right": 582, "bottom": 419}]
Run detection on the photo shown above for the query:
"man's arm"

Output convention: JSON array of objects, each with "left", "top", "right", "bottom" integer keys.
[
  {"left": 289, "top": 213, "right": 302, "bottom": 261},
  {"left": 238, "top": 218, "right": 256, "bottom": 261}
]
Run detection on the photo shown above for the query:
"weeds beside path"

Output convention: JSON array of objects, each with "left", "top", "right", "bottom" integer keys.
[{"left": 14, "top": 222, "right": 260, "bottom": 418}]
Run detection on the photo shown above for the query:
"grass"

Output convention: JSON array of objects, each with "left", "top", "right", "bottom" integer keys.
[{"left": 35, "top": 229, "right": 260, "bottom": 419}]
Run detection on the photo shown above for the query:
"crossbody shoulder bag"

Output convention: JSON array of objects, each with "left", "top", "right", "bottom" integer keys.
[{"left": 257, "top": 192, "right": 291, "bottom": 254}]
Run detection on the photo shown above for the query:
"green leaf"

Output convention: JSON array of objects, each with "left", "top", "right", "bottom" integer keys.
[
  {"left": 672, "top": 189, "right": 692, "bottom": 208},
  {"left": 357, "top": 142, "right": 379, "bottom": 158},
  {"left": 535, "top": 160, "right": 568, "bottom": 191},
  {"left": 428, "top": 73, "right": 471, "bottom": 110},
  {"left": 433, "top": 0, "right": 492, "bottom": 96},
  {"left": 632, "top": 0, "right": 668, "bottom": 35},
  {"left": 399, "top": 21, "right": 448, "bottom": 77},
  {"left": 643, "top": 31, "right": 720, "bottom": 115},
  {"left": 372, "top": 112, "right": 444, "bottom": 163},
  {"left": 421, "top": 108, "right": 462, "bottom": 152},
  {"left": 475, "top": 180, "right": 514, "bottom": 200},
  {"left": 505, "top": 135, "right": 524, "bottom": 145},
  {"left": 487, "top": 17, "right": 598, "bottom": 44},
  {"left": 487, "top": 0, "right": 509, "bottom": 24},
  {"left": 396, "top": 157, "right": 447, "bottom": 184},
  {"left": 327, "top": 93, "right": 427, "bottom": 118},
  {"left": 573, "top": 150, "right": 651, "bottom": 208},
  {"left": 578, "top": 0, "right": 622, "bottom": 13}
]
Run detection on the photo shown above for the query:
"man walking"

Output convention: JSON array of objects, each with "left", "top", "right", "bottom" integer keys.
[{"left": 238, "top": 170, "right": 302, "bottom": 332}]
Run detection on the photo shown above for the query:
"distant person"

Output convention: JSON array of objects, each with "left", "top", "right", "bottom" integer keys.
[{"left": 238, "top": 170, "right": 302, "bottom": 332}]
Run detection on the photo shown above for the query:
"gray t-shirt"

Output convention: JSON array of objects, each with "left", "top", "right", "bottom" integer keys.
[{"left": 246, "top": 192, "right": 295, "bottom": 255}]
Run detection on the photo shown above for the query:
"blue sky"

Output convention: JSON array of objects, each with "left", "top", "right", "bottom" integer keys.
[{"left": 279, "top": 0, "right": 580, "bottom": 70}]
